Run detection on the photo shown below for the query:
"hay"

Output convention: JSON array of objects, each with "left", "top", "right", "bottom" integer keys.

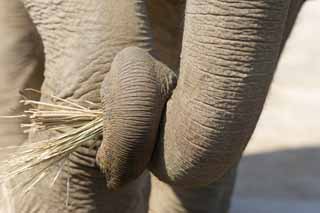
[{"left": 0, "top": 89, "right": 103, "bottom": 194}]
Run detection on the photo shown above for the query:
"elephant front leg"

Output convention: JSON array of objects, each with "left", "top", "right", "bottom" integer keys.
[
  {"left": 14, "top": 0, "right": 155, "bottom": 212},
  {"left": 149, "top": 168, "right": 237, "bottom": 213},
  {"left": 0, "top": 0, "right": 44, "bottom": 151}
]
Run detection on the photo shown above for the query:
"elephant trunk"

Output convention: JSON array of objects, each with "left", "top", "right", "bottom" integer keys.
[
  {"left": 97, "top": 47, "right": 176, "bottom": 190},
  {"left": 96, "top": 1, "right": 177, "bottom": 190},
  {"left": 151, "top": 0, "right": 292, "bottom": 186}
]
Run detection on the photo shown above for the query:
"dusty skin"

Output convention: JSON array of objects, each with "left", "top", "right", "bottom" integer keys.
[{"left": 1, "top": 0, "right": 317, "bottom": 213}]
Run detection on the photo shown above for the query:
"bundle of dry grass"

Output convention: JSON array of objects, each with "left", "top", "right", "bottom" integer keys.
[{"left": 0, "top": 89, "right": 103, "bottom": 194}]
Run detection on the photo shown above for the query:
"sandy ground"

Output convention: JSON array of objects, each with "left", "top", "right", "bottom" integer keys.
[{"left": 231, "top": 1, "right": 320, "bottom": 212}]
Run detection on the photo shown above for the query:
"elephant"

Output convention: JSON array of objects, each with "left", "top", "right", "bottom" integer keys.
[{"left": 0, "top": 0, "right": 306, "bottom": 212}]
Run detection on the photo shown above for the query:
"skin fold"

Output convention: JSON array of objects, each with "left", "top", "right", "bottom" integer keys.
[{"left": 0, "top": 0, "right": 306, "bottom": 212}]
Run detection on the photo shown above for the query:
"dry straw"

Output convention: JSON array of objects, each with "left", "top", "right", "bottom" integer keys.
[{"left": 0, "top": 89, "right": 103, "bottom": 194}]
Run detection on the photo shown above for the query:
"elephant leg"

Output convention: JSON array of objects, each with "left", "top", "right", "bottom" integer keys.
[
  {"left": 0, "top": 0, "right": 44, "bottom": 153},
  {"left": 16, "top": 165, "right": 151, "bottom": 212},
  {"left": 149, "top": 167, "right": 237, "bottom": 213},
  {"left": 147, "top": 0, "right": 186, "bottom": 70},
  {"left": 0, "top": 1, "right": 44, "bottom": 212},
  {"left": 14, "top": 0, "right": 154, "bottom": 212}
]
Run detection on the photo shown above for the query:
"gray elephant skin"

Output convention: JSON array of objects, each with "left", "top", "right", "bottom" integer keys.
[{"left": 0, "top": 0, "right": 306, "bottom": 212}]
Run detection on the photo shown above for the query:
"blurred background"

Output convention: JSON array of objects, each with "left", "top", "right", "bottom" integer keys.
[{"left": 231, "top": 1, "right": 320, "bottom": 212}]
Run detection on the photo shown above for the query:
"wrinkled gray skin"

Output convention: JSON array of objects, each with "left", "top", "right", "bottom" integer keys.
[{"left": 0, "top": 0, "right": 305, "bottom": 212}]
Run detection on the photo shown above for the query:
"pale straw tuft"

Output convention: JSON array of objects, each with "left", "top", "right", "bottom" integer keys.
[{"left": 0, "top": 89, "right": 103, "bottom": 195}]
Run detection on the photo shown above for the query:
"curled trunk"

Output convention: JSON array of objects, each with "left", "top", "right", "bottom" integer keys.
[
  {"left": 97, "top": 47, "right": 176, "bottom": 190},
  {"left": 151, "top": 0, "right": 292, "bottom": 186}
]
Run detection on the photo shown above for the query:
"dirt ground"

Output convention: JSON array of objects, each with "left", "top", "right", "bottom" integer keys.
[{"left": 231, "top": 2, "right": 320, "bottom": 212}]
